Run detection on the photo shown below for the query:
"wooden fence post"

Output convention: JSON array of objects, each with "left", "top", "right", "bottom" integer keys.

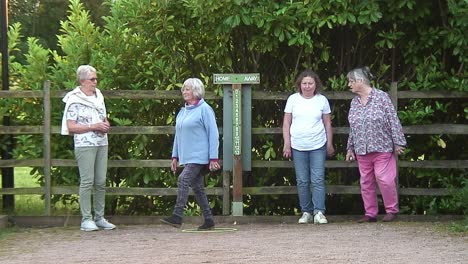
[
  {"left": 390, "top": 82, "right": 398, "bottom": 109},
  {"left": 222, "top": 171, "right": 231, "bottom": 215},
  {"left": 43, "top": 81, "right": 51, "bottom": 215}
]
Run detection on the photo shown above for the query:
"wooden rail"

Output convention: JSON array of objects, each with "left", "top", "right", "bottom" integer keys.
[{"left": 1, "top": 83, "right": 467, "bottom": 215}]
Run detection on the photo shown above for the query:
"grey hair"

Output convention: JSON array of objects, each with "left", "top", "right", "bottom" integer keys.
[
  {"left": 76, "top": 65, "right": 97, "bottom": 82},
  {"left": 182, "top": 78, "right": 205, "bottom": 99},
  {"left": 346, "top": 66, "right": 374, "bottom": 85}
]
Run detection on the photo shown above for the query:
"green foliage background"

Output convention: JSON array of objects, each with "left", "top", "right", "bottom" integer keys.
[{"left": 1, "top": 0, "right": 467, "bottom": 216}]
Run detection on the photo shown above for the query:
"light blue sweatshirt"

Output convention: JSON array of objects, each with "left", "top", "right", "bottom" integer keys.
[{"left": 171, "top": 98, "right": 219, "bottom": 165}]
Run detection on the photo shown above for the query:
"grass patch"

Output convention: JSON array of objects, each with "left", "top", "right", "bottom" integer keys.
[
  {"left": 448, "top": 218, "right": 468, "bottom": 233},
  {"left": 3, "top": 168, "right": 44, "bottom": 215},
  {"left": 0, "top": 226, "right": 21, "bottom": 241},
  {"left": 14, "top": 167, "right": 40, "bottom": 188},
  {"left": 9, "top": 168, "right": 45, "bottom": 214},
  {"left": 0, "top": 168, "right": 86, "bottom": 216},
  {"left": 14, "top": 195, "right": 45, "bottom": 215},
  {"left": 0, "top": 168, "right": 74, "bottom": 215}
]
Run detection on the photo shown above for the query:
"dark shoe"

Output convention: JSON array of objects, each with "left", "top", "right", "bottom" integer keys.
[
  {"left": 357, "top": 215, "right": 377, "bottom": 223},
  {"left": 382, "top": 213, "right": 397, "bottom": 222},
  {"left": 160, "top": 215, "right": 182, "bottom": 228},
  {"left": 198, "top": 218, "right": 215, "bottom": 230}
]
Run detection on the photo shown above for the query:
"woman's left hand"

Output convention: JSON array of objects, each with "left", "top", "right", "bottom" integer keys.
[
  {"left": 394, "top": 145, "right": 406, "bottom": 155},
  {"left": 326, "top": 144, "right": 335, "bottom": 157}
]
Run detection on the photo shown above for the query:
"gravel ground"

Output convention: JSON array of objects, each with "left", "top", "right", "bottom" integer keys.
[{"left": 0, "top": 221, "right": 466, "bottom": 264}]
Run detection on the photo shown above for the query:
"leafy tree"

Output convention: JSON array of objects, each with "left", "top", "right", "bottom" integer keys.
[{"left": 2, "top": 0, "right": 466, "bottom": 216}]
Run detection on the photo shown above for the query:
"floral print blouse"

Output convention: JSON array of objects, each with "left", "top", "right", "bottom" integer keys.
[
  {"left": 66, "top": 102, "right": 108, "bottom": 147},
  {"left": 347, "top": 88, "right": 406, "bottom": 155}
]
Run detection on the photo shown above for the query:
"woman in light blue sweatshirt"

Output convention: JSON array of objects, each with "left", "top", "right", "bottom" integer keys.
[{"left": 160, "top": 78, "right": 220, "bottom": 230}]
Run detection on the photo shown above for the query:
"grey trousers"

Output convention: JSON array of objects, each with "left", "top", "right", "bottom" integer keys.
[
  {"left": 173, "top": 164, "right": 213, "bottom": 220},
  {"left": 74, "top": 145, "right": 108, "bottom": 222}
]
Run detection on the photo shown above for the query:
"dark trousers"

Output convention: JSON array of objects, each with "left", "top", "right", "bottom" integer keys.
[{"left": 173, "top": 164, "right": 213, "bottom": 219}]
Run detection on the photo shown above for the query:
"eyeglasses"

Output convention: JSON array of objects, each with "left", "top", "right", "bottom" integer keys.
[{"left": 87, "top": 78, "right": 98, "bottom": 82}]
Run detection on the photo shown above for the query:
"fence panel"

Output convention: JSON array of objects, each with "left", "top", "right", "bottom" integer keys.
[{"left": 0, "top": 84, "right": 467, "bottom": 215}]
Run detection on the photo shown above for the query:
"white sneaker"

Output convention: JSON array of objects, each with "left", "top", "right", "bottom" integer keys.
[
  {"left": 95, "top": 218, "right": 116, "bottom": 230},
  {"left": 80, "top": 220, "right": 99, "bottom": 231},
  {"left": 298, "top": 212, "right": 313, "bottom": 224},
  {"left": 313, "top": 211, "right": 328, "bottom": 224}
]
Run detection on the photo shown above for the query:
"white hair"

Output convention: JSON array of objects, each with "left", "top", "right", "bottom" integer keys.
[
  {"left": 182, "top": 78, "right": 205, "bottom": 99},
  {"left": 347, "top": 67, "right": 374, "bottom": 85},
  {"left": 76, "top": 65, "right": 97, "bottom": 82}
]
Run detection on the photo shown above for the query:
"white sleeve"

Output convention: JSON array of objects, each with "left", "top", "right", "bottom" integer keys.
[{"left": 284, "top": 93, "right": 296, "bottom": 113}]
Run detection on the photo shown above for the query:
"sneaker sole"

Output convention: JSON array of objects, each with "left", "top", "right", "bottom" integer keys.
[
  {"left": 314, "top": 219, "right": 328, "bottom": 224},
  {"left": 80, "top": 228, "right": 99, "bottom": 231},
  {"left": 314, "top": 221, "right": 328, "bottom": 224},
  {"left": 298, "top": 217, "right": 313, "bottom": 224},
  {"left": 160, "top": 219, "right": 181, "bottom": 228},
  {"left": 97, "top": 226, "right": 116, "bottom": 230}
]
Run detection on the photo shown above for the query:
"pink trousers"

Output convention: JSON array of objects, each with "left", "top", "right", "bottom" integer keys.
[{"left": 357, "top": 152, "right": 398, "bottom": 217}]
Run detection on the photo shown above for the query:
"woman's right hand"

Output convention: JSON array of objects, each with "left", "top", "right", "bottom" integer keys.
[
  {"left": 283, "top": 145, "right": 292, "bottom": 158},
  {"left": 345, "top": 152, "right": 355, "bottom": 162},
  {"left": 171, "top": 159, "right": 178, "bottom": 173}
]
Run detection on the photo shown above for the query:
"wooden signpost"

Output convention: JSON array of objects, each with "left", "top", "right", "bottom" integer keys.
[{"left": 214, "top": 73, "right": 260, "bottom": 216}]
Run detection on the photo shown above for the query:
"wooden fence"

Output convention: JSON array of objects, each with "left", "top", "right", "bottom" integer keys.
[{"left": 1, "top": 81, "right": 467, "bottom": 215}]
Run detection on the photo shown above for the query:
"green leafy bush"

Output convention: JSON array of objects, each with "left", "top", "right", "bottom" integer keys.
[{"left": 2, "top": 0, "right": 466, "bottom": 216}]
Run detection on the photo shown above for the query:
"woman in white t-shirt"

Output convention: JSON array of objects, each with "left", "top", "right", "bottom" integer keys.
[{"left": 283, "top": 70, "right": 335, "bottom": 224}]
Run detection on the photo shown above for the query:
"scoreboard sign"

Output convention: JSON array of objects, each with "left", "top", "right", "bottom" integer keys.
[{"left": 213, "top": 73, "right": 260, "bottom": 84}]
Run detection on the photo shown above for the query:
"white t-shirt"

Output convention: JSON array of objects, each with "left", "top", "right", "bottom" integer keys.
[{"left": 284, "top": 93, "right": 331, "bottom": 151}]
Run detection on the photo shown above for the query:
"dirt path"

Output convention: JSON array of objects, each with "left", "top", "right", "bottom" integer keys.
[{"left": 0, "top": 222, "right": 466, "bottom": 264}]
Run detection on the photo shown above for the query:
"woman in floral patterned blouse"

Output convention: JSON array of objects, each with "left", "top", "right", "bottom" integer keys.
[{"left": 345, "top": 67, "right": 406, "bottom": 223}]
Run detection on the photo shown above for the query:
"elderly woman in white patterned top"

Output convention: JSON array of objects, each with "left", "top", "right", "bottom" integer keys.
[{"left": 61, "top": 65, "right": 116, "bottom": 231}]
